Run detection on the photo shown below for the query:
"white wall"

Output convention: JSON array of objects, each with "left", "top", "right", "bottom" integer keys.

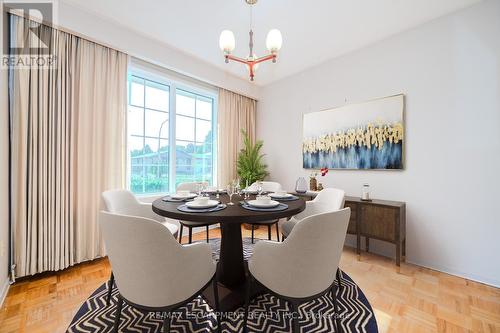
[
  {"left": 55, "top": 1, "right": 260, "bottom": 100},
  {"left": 257, "top": 0, "right": 500, "bottom": 287},
  {"left": 0, "top": 5, "right": 11, "bottom": 305}
]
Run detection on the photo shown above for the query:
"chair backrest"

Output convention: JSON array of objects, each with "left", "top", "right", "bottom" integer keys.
[
  {"left": 102, "top": 189, "right": 140, "bottom": 215},
  {"left": 100, "top": 211, "right": 199, "bottom": 307},
  {"left": 313, "top": 188, "right": 345, "bottom": 209},
  {"left": 280, "top": 208, "right": 351, "bottom": 297},
  {"left": 176, "top": 181, "right": 209, "bottom": 192},
  {"left": 251, "top": 181, "right": 282, "bottom": 192}
]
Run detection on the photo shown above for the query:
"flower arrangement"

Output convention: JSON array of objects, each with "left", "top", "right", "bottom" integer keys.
[{"left": 310, "top": 167, "right": 329, "bottom": 191}]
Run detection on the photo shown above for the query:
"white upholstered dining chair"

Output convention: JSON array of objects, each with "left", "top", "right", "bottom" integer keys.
[
  {"left": 281, "top": 187, "right": 345, "bottom": 240},
  {"left": 100, "top": 211, "right": 220, "bottom": 333},
  {"left": 247, "top": 181, "right": 283, "bottom": 243},
  {"left": 101, "top": 190, "right": 179, "bottom": 306},
  {"left": 176, "top": 181, "right": 219, "bottom": 243},
  {"left": 244, "top": 208, "right": 351, "bottom": 333}
]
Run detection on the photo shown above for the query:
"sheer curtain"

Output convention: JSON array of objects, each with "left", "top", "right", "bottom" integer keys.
[
  {"left": 9, "top": 14, "right": 128, "bottom": 277},
  {"left": 217, "top": 88, "right": 257, "bottom": 187}
]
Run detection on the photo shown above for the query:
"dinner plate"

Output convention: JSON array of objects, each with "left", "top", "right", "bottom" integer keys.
[
  {"left": 185, "top": 199, "right": 219, "bottom": 209},
  {"left": 246, "top": 199, "right": 280, "bottom": 208},
  {"left": 171, "top": 193, "right": 197, "bottom": 200},
  {"left": 269, "top": 192, "right": 293, "bottom": 199}
]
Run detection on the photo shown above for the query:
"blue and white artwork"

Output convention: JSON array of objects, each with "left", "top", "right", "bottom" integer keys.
[{"left": 303, "top": 94, "right": 404, "bottom": 170}]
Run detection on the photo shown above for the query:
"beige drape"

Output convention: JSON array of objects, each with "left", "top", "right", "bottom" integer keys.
[
  {"left": 9, "top": 14, "right": 128, "bottom": 277},
  {"left": 217, "top": 88, "right": 256, "bottom": 187}
]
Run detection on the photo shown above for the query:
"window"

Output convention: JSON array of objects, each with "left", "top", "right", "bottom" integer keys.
[{"left": 127, "top": 73, "right": 216, "bottom": 195}]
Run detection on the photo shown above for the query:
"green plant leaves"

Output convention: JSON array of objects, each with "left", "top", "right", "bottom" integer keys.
[{"left": 236, "top": 130, "right": 269, "bottom": 186}]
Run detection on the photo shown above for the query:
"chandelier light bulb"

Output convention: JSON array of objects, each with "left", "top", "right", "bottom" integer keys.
[
  {"left": 219, "top": 30, "right": 236, "bottom": 53},
  {"left": 266, "top": 29, "right": 282, "bottom": 53}
]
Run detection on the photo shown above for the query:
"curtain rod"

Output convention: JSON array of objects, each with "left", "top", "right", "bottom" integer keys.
[{"left": 4, "top": 8, "right": 258, "bottom": 101}]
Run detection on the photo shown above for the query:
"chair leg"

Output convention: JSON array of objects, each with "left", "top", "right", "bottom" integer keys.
[
  {"left": 213, "top": 278, "right": 221, "bottom": 333},
  {"left": 188, "top": 227, "right": 193, "bottom": 244},
  {"left": 290, "top": 301, "right": 300, "bottom": 333},
  {"left": 243, "top": 276, "right": 252, "bottom": 333},
  {"left": 106, "top": 272, "right": 114, "bottom": 306},
  {"left": 275, "top": 223, "right": 280, "bottom": 241},
  {"left": 113, "top": 295, "right": 123, "bottom": 333},
  {"left": 206, "top": 225, "right": 210, "bottom": 243},
  {"left": 163, "top": 312, "right": 171, "bottom": 333},
  {"left": 179, "top": 224, "right": 183, "bottom": 244},
  {"left": 336, "top": 268, "right": 342, "bottom": 290},
  {"left": 332, "top": 284, "right": 343, "bottom": 333},
  {"left": 267, "top": 225, "right": 272, "bottom": 240},
  {"left": 251, "top": 225, "right": 255, "bottom": 244}
]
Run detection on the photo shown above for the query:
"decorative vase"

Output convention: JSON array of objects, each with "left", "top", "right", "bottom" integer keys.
[
  {"left": 295, "top": 177, "right": 308, "bottom": 193},
  {"left": 310, "top": 177, "right": 318, "bottom": 191}
]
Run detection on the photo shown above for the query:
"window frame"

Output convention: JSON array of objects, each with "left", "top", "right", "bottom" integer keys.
[{"left": 127, "top": 67, "right": 218, "bottom": 196}]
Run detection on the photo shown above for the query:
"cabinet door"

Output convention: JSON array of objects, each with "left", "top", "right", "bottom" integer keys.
[
  {"left": 360, "top": 205, "right": 397, "bottom": 242},
  {"left": 345, "top": 202, "right": 357, "bottom": 234}
]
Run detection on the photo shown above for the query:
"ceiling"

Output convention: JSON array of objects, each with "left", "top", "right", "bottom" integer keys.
[{"left": 62, "top": 0, "right": 481, "bottom": 86}]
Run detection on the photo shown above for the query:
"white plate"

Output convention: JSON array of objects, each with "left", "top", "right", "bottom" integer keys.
[
  {"left": 269, "top": 192, "right": 292, "bottom": 199},
  {"left": 171, "top": 193, "right": 197, "bottom": 200},
  {"left": 246, "top": 200, "right": 280, "bottom": 208},
  {"left": 185, "top": 200, "right": 219, "bottom": 209}
]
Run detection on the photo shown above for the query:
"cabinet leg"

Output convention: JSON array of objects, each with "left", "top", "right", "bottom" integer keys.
[
  {"left": 402, "top": 238, "right": 406, "bottom": 262},
  {"left": 365, "top": 237, "right": 370, "bottom": 252},
  {"left": 396, "top": 243, "right": 401, "bottom": 267},
  {"left": 356, "top": 233, "right": 361, "bottom": 256}
]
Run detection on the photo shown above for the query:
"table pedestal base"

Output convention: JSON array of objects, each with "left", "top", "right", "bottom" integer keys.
[{"left": 203, "top": 267, "right": 265, "bottom": 312}]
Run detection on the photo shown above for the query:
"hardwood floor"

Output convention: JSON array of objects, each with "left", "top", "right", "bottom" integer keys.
[{"left": 0, "top": 226, "right": 499, "bottom": 333}]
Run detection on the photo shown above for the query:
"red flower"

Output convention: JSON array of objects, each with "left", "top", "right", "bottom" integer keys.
[{"left": 320, "top": 167, "right": 329, "bottom": 176}]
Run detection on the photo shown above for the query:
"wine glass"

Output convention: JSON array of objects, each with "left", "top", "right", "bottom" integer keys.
[
  {"left": 226, "top": 184, "right": 235, "bottom": 205},
  {"left": 256, "top": 181, "right": 263, "bottom": 196},
  {"left": 234, "top": 179, "right": 241, "bottom": 197}
]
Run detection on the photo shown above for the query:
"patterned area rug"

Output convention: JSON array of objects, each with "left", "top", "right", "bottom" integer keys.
[{"left": 67, "top": 238, "right": 378, "bottom": 333}]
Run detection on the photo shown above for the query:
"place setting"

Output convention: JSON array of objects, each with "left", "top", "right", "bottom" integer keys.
[
  {"left": 240, "top": 194, "right": 288, "bottom": 212},
  {"left": 177, "top": 196, "right": 227, "bottom": 213},
  {"left": 162, "top": 190, "right": 198, "bottom": 202},
  {"left": 268, "top": 190, "right": 300, "bottom": 201}
]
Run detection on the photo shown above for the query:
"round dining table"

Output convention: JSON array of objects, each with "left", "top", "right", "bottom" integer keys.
[{"left": 152, "top": 193, "right": 305, "bottom": 310}]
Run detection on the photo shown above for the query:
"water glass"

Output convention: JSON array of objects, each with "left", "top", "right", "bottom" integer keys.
[
  {"left": 257, "top": 181, "right": 263, "bottom": 196},
  {"left": 227, "top": 184, "right": 235, "bottom": 205}
]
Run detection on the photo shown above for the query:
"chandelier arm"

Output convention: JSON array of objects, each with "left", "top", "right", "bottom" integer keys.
[
  {"left": 226, "top": 54, "right": 251, "bottom": 64},
  {"left": 253, "top": 54, "right": 276, "bottom": 64}
]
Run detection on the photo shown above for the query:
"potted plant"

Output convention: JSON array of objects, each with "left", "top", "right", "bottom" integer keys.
[
  {"left": 237, "top": 130, "right": 269, "bottom": 230},
  {"left": 237, "top": 130, "right": 269, "bottom": 188}
]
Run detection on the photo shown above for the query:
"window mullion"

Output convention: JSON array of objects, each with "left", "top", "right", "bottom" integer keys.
[{"left": 169, "top": 84, "right": 176, "bottom": 193}]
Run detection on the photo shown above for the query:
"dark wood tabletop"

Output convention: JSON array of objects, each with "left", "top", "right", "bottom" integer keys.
[{"left": 152, "top": 193, "right": 306, "bottom": 224}]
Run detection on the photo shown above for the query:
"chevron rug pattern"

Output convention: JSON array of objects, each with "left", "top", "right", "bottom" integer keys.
[{"left": 67, "top": 238, "right": 378, "bottom": 333}]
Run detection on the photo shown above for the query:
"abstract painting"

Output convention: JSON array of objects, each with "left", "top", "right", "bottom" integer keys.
[{"left": 302, "top": 94, "right": 404, "bottom": 169}]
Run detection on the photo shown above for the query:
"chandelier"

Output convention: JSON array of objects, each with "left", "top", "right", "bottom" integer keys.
[{"left": 219, "top": 0, "right": 283, "bottom": 81}]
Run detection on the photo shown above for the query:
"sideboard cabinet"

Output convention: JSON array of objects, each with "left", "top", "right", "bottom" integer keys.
[{"left": 294, "top": 192, "right": 406, "bottom": 266}]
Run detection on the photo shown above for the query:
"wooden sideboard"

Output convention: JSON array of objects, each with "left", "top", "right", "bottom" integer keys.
[{"left": 294, "top": 192, "right": 406, "bottom": 266}]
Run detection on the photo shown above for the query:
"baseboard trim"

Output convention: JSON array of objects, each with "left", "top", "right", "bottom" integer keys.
[{"left": 0, "top": 277, "right": 10, "bottom": 309}]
